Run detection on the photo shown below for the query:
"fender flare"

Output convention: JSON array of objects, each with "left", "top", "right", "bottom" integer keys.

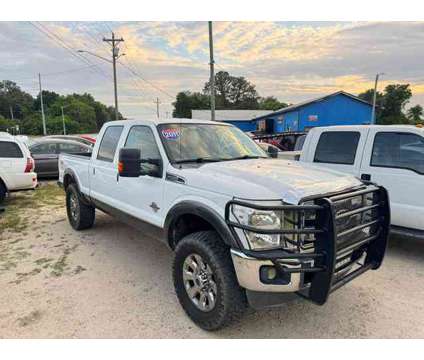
[
  {"left": 164, "top": 200, "right": 241, "bottom": 250},
  {"left": 62, "top": 168, "right": 80, "bottom": 192}
]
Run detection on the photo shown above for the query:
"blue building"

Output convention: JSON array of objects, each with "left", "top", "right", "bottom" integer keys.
[
  {"left": 254, "top": 91, "right": 373, "bottom": 133},
  {"left": 191, "top": 109, "right": 270, "bottom": 132}
]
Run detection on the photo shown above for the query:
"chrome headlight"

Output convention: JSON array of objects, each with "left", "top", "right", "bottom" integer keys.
[{"left": 231, "top": 204, "right": 298, "bottom": 251}]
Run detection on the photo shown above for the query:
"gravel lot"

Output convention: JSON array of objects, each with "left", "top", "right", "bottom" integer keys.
[{"left": 1, "top": 182, "right": 423, "bottom": 338}]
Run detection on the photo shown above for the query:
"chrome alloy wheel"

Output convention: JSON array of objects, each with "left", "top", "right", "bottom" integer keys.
[
  {"left": 69, "top": 192, "right": 79, "bottom": 221},
  {"left": 182, "top": 254, "right": 218, "bottom": 312}
]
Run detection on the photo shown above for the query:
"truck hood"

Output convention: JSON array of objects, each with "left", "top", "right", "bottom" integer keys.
[{"left": 177, "top": 159, "right": 362, "bottom": 204}]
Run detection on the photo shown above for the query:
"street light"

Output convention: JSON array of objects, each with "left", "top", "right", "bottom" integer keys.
[
  {"left": 78, "top": 45, "right": 125, "bottom": 120},
  {"left": 371, "top": 72, "right": 385, "bottom": 125}
]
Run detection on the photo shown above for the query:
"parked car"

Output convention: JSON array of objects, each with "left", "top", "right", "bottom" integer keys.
[
  {"left": 59, "top": 119, "right": 390, "bottom": 330},
  {"left": 294, "top": 125, "right": 424, "bottom": 238},
  {"left": 46, "top": 135, "right": 95, "bottom": 147},
  {"left": 0, "top": 132, "right": 37, "bottom": 203},
  {"left": 29, "top": 139, "right": 91, "bottom": 178},
  {"left": 253, "top": 131, "right": 307, "bottom": 151}
]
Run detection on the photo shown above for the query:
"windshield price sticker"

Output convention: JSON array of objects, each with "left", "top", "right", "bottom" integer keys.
[{"left": 162, "top": 128, "right": 181, "bottom": 140}]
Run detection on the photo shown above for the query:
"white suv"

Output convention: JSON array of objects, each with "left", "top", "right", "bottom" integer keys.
[{"left": 0, "top": 132, "right": 37, "bottom": 203}]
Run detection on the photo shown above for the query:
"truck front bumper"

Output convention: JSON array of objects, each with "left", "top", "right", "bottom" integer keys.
[
  {"left": 231, "top": 249, "right": 303, "bottom": 293},
  {"left": 226, "top": 184, "right": 391, "bottom": 306}
]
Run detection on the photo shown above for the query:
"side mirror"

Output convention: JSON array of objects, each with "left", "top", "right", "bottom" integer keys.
[
  {"left": 268, "top": 145, "right": 279, "bottom": 158},
  {"left": 118, "top": 148, "right": 141, "bottom": 177}
]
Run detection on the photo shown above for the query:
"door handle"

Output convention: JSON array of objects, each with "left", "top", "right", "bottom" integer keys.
[
  {"left": 92, "top": 167, "right": 96, "bottom": 175},
  {"left": 361, "top": 173, "right": 371, "bottom": 181}
]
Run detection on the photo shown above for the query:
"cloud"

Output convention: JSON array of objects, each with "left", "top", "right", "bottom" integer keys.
[{"left": 1, "top": 21, "right": 424, "bottom": 118}]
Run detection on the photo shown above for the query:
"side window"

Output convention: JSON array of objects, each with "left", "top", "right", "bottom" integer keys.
[
  {"left": 0, "top": 141, "right": 23, "bottom": 158},
  {"left": 97, "top": 126, "right": 124, "bottom": 162},
  {"left": 371, "top": 132, "right": 424, "bottom": 174},
  {"left": 30, "top": 142, "right": 57, "bottom": 155},
  {"left": 314, "top": 131, "right": 360, "bottom": 165},
  {"left": 125, "top": 126, "right": 161, "bottom": 161},
  {"left": 58, "top": 142, "right": 86, "bottom": 154}
]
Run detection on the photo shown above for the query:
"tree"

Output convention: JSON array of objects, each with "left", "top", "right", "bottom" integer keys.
[
  {"left": 172, "top": 91, "right": 210, "bottom": 118},
  {"left": 258, "top": 96, "right": 288, "bottom": 111},
  {"left": 358, "top": 84, "right": 413, "bottom": 125},
  {"left": 381, "top": 84, "right": 412, "bottom": 120},
  {"left": 0, "top": 80, "right": 34, "bottom": 120},
  {"left": 407, "top": 105, "right": 423, "bottom": 124},
  {"left": 33, "top": 90, "right": 61, "bottom": 112},
  {"left": 203, "top": 71, "right": 259, "bottom": 109}
]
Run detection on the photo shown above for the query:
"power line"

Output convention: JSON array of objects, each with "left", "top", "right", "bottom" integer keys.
[{"left": 30, "top": 22, "right": 112, "bottom": 82}]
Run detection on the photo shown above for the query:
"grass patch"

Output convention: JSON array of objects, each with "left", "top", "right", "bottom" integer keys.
[{"left": 0, "top": 182, "right": 64, "bottom": 234}]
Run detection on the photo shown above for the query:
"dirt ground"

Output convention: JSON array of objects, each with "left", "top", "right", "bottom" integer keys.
[{"left": 0, "top": 181, "right": 423, "bottom": 338}]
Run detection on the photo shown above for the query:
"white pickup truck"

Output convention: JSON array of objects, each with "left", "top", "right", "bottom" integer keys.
[
  {"left": 58, "top": 119, "right": 390, "bottom": 330},
  {"left": 0, "top": 132, "right": 37, "bottom": 203},
  {"left": 293, "top": 125, "right": 424, "bottom": 239}
]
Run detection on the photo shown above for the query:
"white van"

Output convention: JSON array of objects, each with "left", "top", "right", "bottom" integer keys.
[
  {"left": 298, "top": 125, "right": 424, "bottom": 238},
  {"left": 0, "top": 132, "right": 37, "bottom": 203}
]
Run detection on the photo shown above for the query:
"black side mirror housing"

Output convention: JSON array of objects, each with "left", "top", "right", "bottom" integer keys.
[
  {"left": 118, "top": 148, "right": 141, "bottom": 177},
  {"left": 268, "top": 145, "right": 279, "bottom": 158}
]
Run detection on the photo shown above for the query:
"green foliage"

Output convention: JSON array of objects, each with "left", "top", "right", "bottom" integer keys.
[
  {"left": 258, "top": 96, "right": 288, "bottom": 111},
  {"left": 172, "top": 91, "right": 210, "bottom": 118},
  {"left": 407, "top": 104, "right": 423, "bottom": 124},
  {"left": 0, "top": 80, "right": 34, "bottom": 120},
  {"left": 203, "top": 71, "right": 259, "bottom": 109},
  {"left": 173, "top": 72, "right": 287, "bottom": 118},
  {"left": 358, "top": 83, "right": 416, "bottom": 125},
  {"left": 0, "top": 81, "right": 122, "bottom": 135}
]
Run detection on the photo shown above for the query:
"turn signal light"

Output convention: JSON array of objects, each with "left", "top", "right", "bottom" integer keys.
[{"left": 118, "top": 161, "right": 124, "bottom": 174}]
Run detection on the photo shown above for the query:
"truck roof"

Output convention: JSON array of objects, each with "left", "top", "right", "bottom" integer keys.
[
  {"left": 310, "top": 124, "right": 424, "bottom": 133},
  {"left": 106, "top": 118, "right": 231, "bottom": 127}
]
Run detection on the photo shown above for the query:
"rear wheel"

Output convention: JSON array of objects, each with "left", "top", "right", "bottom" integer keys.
[
  {"left": 66, "top": 183, "right": 95, "bottom": 230},
  {"left": 173, "top": 231, "right": 247, "bottom": 330},
  {"left": 0, "top": 181, "right": 6, "bottom": 204}
]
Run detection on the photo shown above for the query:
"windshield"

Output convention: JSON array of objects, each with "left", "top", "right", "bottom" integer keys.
[{"left": 157, "top": 123, "right": 267, "bottom": 163}]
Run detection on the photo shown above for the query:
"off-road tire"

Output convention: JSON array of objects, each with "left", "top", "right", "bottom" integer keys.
[
  {"left": 173, "top": 231, "right": 247, "bottom": 331},
  {"left": 66, "top": 183, "right": 95, "bottom": 230},
  {"left": 0, "top": 181, "right": 6, "bottom": 204}
]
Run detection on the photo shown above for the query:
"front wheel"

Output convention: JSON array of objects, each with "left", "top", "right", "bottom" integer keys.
[
  {"left": 173, "top": 231, "right": 247, "bottom": 330},
  {"left": 66, "top": 184, "right": 95, "bottom": 230}
]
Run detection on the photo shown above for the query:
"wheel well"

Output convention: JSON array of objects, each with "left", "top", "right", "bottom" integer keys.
[
  {"left": 168, "top": 213, "right": 216, "bottom": 249},
  {"left": 0, "top": 177, "right": 7, "bottom": 192},
  {"left": 63, "top": 173, "right": 76, "bottom": 191}
]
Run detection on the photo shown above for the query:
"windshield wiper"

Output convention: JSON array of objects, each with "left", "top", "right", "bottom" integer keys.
[
  {"left": 174, "top": 157, "right": 224, "bottom": 164},
  {"left": 224, "top": 155, "right": 265, "bottom": 161}
]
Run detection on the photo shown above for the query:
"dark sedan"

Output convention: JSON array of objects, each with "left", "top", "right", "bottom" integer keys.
[{"left": 29, "top": 139, "right": 91, "bottom": 178}]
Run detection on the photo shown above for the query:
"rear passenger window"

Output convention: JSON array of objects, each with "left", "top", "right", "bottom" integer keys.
[
  {"left": 314, "top": 131, "right": 360, "bottom": 165},
  {"left": 97, "top": 126, "right": 123, "bottom": 162},
  {"left": 0, "top": 141, "right": 23, "bottom": 158},
  {"left": 371, "top": 132, "right": 424, "bottom": 174}
]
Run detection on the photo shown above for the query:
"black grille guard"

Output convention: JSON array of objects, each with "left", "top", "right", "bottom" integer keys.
[{"left": 225, "top": 184, "right": 390, "bottom": 305}]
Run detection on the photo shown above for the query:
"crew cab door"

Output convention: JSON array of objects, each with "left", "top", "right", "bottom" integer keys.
[
  {"left": 305, "top": 128, "right": 369, "bottom": 177},
  {"left": 360, "top": 128, "right": 424, "bottom": 230},
  {"left": 115, "top": 125, "right": 165, "bottom": 226},
  {"left": 89, "top": 125, "right": 124, "bottom": 207}
]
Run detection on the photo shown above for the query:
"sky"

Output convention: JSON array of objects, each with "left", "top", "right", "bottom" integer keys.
[{"left": 1, "top": 21, "right": 424, "bottom": 119}]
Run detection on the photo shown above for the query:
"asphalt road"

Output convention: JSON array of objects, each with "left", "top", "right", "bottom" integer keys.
[{"left": 1, "top": 185, "right": 423, "bottom": 338}]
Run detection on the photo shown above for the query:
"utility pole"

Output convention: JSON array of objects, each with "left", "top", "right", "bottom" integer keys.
[
  {"left": 208, "top": 21, "right": 216, "bottom": 122},
  {"left": 154, "top": 97, "right": 161, "bottom": 118},
  {"left": 61, "top": 106, "right": 67, "bottom": 135},
  {"left": 38, "top": 73, "right": 47, "bottom": 135},
  {"left": 371, "top": 73, "right": 384, "bottom": 125},
  {"left": 103, "top": 32, "right": 124, "bottom": 120}
]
